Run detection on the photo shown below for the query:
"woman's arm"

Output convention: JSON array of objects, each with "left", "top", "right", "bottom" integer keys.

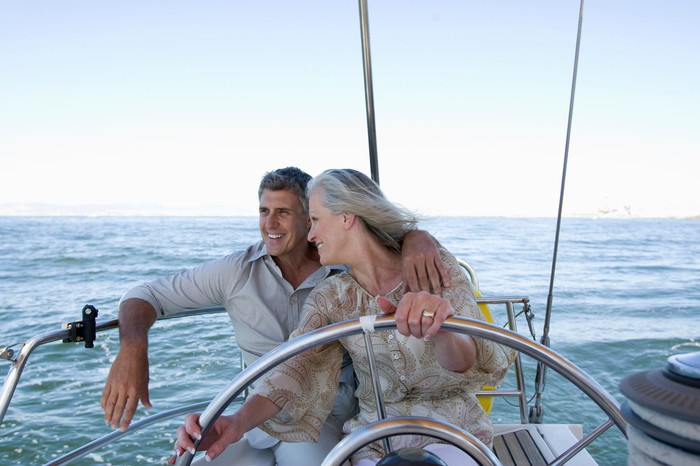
[
  {"left": 431, "top": 322, "right": 477, "bottom": 373},
  {"left": 377, "top": 292, "right": 477, "bottom": 373}
]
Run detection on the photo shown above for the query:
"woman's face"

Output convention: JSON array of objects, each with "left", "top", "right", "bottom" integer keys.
[{"left": 308, "top": 188, "right": 346, "bottom": 265}]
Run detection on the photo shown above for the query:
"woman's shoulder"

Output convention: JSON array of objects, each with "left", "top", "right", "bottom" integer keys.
[
  {"left": 436, "top": 246, "right": 464, "bottom": 276},
  {"left": 305, "top": 271, "right": 373, "bottom": 321},
  {"left": 318, "top": 270, "right": 353, "bottom": 286},
  {"left": 308, "top": 271, "right": 357, "bottom": 299}
]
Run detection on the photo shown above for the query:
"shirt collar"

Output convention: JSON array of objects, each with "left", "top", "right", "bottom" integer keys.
[{"left": 248, "top": 240, "right": 345, "bottom": 277}]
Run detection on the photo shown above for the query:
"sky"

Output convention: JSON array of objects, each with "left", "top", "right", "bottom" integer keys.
[{"left": 1, "top": 1, "right": 698, "bottom": 218}]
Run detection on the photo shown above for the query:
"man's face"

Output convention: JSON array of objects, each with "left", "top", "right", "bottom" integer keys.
[{"left": 258, "top": 188, "right": 311, "bottom": 258}]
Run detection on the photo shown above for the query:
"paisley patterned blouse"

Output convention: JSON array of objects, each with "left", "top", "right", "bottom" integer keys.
[{"left": 254, "top": 248, "right": 514, "bottom": 463}]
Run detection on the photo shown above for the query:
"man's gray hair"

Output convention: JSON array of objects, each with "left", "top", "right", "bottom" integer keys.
[{"left": 258, "top": 167, "right": 312, "bottom": 213}]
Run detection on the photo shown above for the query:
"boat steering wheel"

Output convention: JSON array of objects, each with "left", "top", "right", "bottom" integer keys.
[
  {"left": 319, "top": 415, "right": 502, "bottom": 466},
  {"left": 175, "top": 315, "right": 625, "bottom": 466}
]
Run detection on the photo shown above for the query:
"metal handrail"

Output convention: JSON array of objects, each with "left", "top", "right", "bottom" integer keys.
[
  {"left": 1, "top": 298, "right": 535, "bottom": 465},
  {"left": 0, "top": 307, "right": 228, "bottom": 424},
  {"left": 1, "top": 297, "right": 530, "bottom": 428},
  {"left": 473, "top": 297, "right": 530, "bottom": 423},
  {"left": 1, "top": 297, "right": 537, "bottom": 466},
  {"left": 1, "top": 262, "right": 499, "bottom": 427},
  {"left": 0, "top": 320, "right": 122, "bottom": 423},
  {"left": 176, "top": 315, "right": 626, "bottom": 466},
  {"left": 44, "top": 400, "right": 211, "bottom": 466}
]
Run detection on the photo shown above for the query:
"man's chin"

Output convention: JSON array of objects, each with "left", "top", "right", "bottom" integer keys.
[{"left": 264, "top": 242, "right": 285, "bottom": 255}]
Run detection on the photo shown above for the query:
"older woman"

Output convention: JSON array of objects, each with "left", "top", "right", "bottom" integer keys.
[{"left": 173, "top": 169, "right": 513, "bottom": 465}]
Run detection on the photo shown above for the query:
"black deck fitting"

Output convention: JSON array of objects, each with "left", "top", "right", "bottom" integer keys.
[{"left": 62, "top": 305, "right": 99, "bottom": 348}]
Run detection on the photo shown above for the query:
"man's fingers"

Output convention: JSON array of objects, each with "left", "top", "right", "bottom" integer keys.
[
  {"left": 101, "top": 384, "right": 110, "bottom": 411},
  {"left": 405, "top": 260, "right": 429, "bottom": 293},
  {"left": 103, "top": 403, "right": 115, "bottom": 426},
  {"left": 428, "top": 258, "right": 449, "bottom": 294},
  {"left": 103, "top": 390, "right": 123, "bottom": 428},
  {"left": 107, "top": 391, "right": 127, "bottom": 429},
  {"left": 102, "top": 387, "right": 114, "bottom": 422},
  {"left": 141, "top": 390, "right": 152, "bottom": 409},
  {"left": 416, "top": 266, "right": 431, "bottom": 294},
  {"left": 119, "top": 396, "right": 140, "bottom": 431}
]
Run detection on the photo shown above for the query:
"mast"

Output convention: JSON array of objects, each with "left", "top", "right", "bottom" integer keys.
[{"left": 357, "top": 0, "right": 380, "bottom": 185}]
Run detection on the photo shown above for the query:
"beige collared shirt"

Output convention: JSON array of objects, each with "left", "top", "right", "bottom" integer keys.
[{"left": 254, "top": 248, "right": 514, "bottom": 463}]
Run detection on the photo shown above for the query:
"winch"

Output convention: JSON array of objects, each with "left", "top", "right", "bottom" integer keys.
[{"left": 619, "top": 351, "right": 700, "bottom": 465}]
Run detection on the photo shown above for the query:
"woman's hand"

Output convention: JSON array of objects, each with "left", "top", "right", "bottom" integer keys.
[
  {"left": 168, "top": 395, "right": 281, "bottom": 464},
  {"left": 168, "top": 413, "right": 243, "bottom": 464},
  {"left": 377, "top": 291, "right": 452, "bottom": 341},
  {"left": 377, "top": 292, "right": 476, "bottom": 373}
]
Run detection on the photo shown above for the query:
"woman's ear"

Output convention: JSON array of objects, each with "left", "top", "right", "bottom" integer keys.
[{"left": 343, "top": 213, "right": 356, "bottom": 229}]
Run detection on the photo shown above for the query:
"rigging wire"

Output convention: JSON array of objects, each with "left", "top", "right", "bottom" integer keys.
[
  {"left": 545, "top": 0, "right": 586, "bottom": 345},
  {"left": 355, "top": 0, "right": 587, "bottom": 423},
  {"left": 530, "top": 0, "right": 586, "bottom": 423}
]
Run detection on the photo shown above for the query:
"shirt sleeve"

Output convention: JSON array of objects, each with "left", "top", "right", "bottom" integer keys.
[{"left": 119, "top": 252, "right": 244, "bottom": 317}]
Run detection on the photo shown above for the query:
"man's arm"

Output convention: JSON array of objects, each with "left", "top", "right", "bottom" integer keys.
[
  {"left": 102, "top": 255, "right": 238, "bottom": 430},
  {"left": 101, "top": 298, "right": 157, "bottom": 431},
  {"left": 401, "top": 229, "right": 450, "bottom": 294}
]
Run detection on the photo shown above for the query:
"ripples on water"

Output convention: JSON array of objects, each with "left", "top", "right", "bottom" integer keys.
[{"left": 0, "top": 216, "right": 698, "bottom": 465}]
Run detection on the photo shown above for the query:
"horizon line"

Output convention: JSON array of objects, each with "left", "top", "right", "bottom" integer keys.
[{"left": 0, "top": 203, "right": 697, "bottom": 220}]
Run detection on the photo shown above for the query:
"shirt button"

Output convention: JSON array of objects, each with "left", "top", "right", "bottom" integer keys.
[
  {"left": 393, "top": 354, "right": 400, "bottom": 360},
  {"left": 388, "top": 334, "right": 394, "bottom": 340},
  {"left": 399, "top": 375, "right": 406, "bottom": 381}
]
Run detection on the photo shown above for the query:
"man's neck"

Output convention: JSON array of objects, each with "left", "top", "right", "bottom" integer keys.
[{"left": 273, "top": 245, "right": 322, "bottom": 289}]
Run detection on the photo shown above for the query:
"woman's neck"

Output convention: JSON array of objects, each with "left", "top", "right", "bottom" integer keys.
[{"left": 348, "top": 250, "right": 402, "bottom": 297}]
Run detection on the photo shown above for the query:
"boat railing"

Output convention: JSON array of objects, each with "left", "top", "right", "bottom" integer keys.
[
  {"left": 0, "top": 296, "right": 532, "bottom": 426},
  {"left": 2, "top": 297, "right": 536, "bottom": 465},
  {"left": 0, "top": 306, "right": 228, "bottom": 424}
]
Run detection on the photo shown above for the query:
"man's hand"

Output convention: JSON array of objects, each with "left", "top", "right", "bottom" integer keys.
[
  {"left": 401, "top": 230, "right": 449, "bottom": 294},
  {"left": 101, "top": 298, "right": 157, "bottom": 431},
  {"left": 101, "top": 342, "right": 152, "bottom": 431}
]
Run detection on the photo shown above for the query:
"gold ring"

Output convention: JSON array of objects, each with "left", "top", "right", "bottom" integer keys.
[{"left": 421, "top": 310, "right": 434, "bottom": 318}]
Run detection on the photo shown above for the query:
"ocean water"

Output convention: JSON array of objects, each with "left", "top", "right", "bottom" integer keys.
[{"left": 0, "top": 216, "right": 698, "bottom": 465}]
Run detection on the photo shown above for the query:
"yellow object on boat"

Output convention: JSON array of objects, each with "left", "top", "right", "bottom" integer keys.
[{"left": 474, "top": 287, "right": 496, "bottom": 414}]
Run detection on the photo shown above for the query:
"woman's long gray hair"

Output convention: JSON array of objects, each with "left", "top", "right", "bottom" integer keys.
[{"left": 308, "top": 169, "right": 419, "bottom": 253}]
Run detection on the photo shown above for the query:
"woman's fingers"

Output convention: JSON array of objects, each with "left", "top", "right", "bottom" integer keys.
[{"left": 394, "top": 292, "right": 453, "bottom": 339}]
